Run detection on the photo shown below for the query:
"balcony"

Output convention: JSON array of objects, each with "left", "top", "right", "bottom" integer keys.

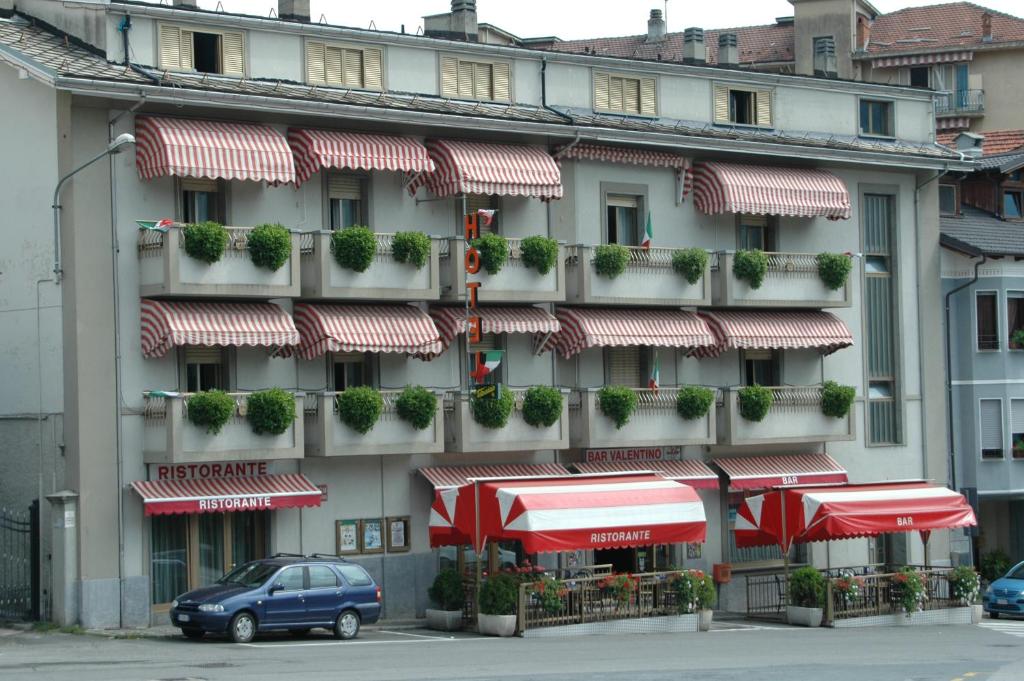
[
  {"left": 300, "top": 231, "right": 440, "bottom": 301},
  {"left": 441, "top": 238, "right": 566, "bottom": 303},
  {"left": 569, "top": 388, "right": 716, "bottom": 449},
  {"left": 718, "top": 386, "right": 855, "bottom": 446},
  {"left": 713, "top": 252, "right": 851, "bottom": 308},
  {"left": 935, "top": 89, "right": 985, "bottom": 116},
  {"left": 444, "top": 388, "right": 570, "bottom": 453},
  {"left": 138, "top": 225, "right": 301, "bottom": 298},
  {"left": 303, "top": 391, "right": 444, "bottom": 457},
  {"left": 565, "top": 246, "right": 711, "bottom": 307},
  {"left": 142, "top": 392, "right": 305, "bottom": 464}
]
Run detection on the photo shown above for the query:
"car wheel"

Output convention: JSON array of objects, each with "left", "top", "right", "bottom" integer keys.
[
  {"left": 289, "top": 628, "right": 311, "bottom": 637},
  {"left": 229, "top": 612, "right": 257, "bottom": 644},
  {"left": 990, "top": 611, "right": 1000, "bottom": 619},
  {"left": 181, "top": 628, "right": 204, "bottom": 639},
  {"left": 333, "top": 610, "right": 360, "bottom": 640}
]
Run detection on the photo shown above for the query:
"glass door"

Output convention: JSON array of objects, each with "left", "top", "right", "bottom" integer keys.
[
  {"left": 195, "top": 513, "right": 225, "bottom": 587},
  {"left": 231, "top": 511, "right": 269, "bottom": 571},
  {"left": 151, "top": 515, "right": 189, "bottom": 606}
]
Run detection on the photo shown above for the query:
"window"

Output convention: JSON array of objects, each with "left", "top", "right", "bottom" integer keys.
[
  {"left": 909, "top": 66, "right": 930, "bottom": 88},
  {"left": 275, "top": 567, "right": 305, "bottom": 591},
  {"left": 593, "top": 72, "right": 657, "bottom": 116},
  {"left": 939, "top": 184, "right": 958, "bottom": 216},
  {"left": 336, "top": 564, "right": 372, "bottom": 587},
  {"left": 470, "top": 333, "right": 503, "bottom": 385},
  {"left": 606, "top": 194, "right": 641, "bottom": 246},
  {"left": 743, "top": 349, "right": 779, "bottom": 387},
  {"left": 180, "top": 178, "right": 225, "bottom": 224},
  {"left": 605, "top": 346, "right": 648, "bottom": 388},
  {"left": 980, "top": 399, "right": 1004, "bottom": 459},
  {"left": 305, "top": 41, "right": 383, "bottom": 90},
  {"left": 859, "top": 99, "right": 894, "bottom": 137},
  {"left": 813, "top": 37, "right": 837, "bottom": 77},
  {"left": 307, "top": 566, "right": 339, "bottom": 589},
  {"left": 185, "top": 347, "right": 226, "bottom": 392},
  {"left": 1004, "top": 190, "right": 1023, "bottom": 219},
  {"left": 1012, "top": 399, "right": 1024, "bottom": 459},
  {"left": 333, "top": 352, "right": 371, "bottom": 391},
  {"left": 328, "top": 174, "right": 366, "bottom": 230},
  {"left": 440, "top": 56, "right": 510, "bottom": 102},
  {"left": 158, "top": 24, "right": 244, "bottom": 76},
  {"left": 465, "top": 195, "right": 499, "bottom": 234},
  {"left": 738, "top": 215, "right": 776, "bottom": 251},
  {"left": 713, "top": 83, "right": 772, "bottom": 127},
  {"left": 976, "top": 292, "right": 999, "bottom": 350},
  {"left": 1008, "top": 293, "right": 1024, "bottom": 349},
  {"left": 863, "top": 194, "right": 900, "bottom": 444}
]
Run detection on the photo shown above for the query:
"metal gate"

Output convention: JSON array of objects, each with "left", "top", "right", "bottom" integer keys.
[{"left": 0, "top": 501, "right": 39, "bottom": 621}]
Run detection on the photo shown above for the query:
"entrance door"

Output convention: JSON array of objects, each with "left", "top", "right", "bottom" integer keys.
[
  {"left": 594, "top": 547, "right": 637, "bottom": 573},
  {"left": 263, "top": 565, "right": 307, "bottom": 626}
]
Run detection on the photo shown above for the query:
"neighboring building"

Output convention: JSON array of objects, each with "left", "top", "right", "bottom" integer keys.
[{"left": 0, "top": 0, "right": 966, "bottom": 628}]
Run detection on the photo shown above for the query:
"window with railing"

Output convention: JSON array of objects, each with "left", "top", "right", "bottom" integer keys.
[
  {"left": 863, "top": 194, "right": 900, "bottom": 444},
  {"left": 977, "top": 291, "right": 999, "bottom": 350},
  {"left": 980, "top": 398, "right": 1004, "bottom": 460}
]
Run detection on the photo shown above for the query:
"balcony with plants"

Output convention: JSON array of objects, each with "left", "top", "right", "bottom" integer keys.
[
  {"left": 569, "top": 386, "right": 717, "bottom": 449},
  {"left": 444, "top": 386, "right": 570, "bottom": 453},
  {"left": 304, "top": 386, "right": 444, "bottom": 457},
  {"left": 300, "top": 227, "right": 441, "bottom": 300},
  {"left": 138, "top": 221, "right": 301, "bottom": 298},
  {"left": 565, "top": 245, "right": 711, "bottom": 307},
  {"left": 712, "top": 251, "right": 853, "bottom": 308},
  {"left": 717, "top": 382, "right": 856, "bottom": 446},
  {"left": 143, "top": 389, "right": 305, "bottom": 463},
  {"left": 441, "top": 235, "right": 566, "bottom": 303}
]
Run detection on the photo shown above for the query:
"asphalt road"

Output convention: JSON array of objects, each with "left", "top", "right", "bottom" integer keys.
[{"left": 1, "top": 619, "right": 1023, "bottom": 681}]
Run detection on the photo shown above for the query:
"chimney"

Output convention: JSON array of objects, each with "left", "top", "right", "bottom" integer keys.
[
  {"left": 718, "top": 32, "right": 738, "bottom": 66},
  {"left": 982, "top": 12, "right": 993, "bottom": 43},
  {"left": 856, "top": 15, "right": 871, "bottom": 51},
  {"left": 172, "top": 0, "right": 197, "bottom": 7},
  {"left": 682, "top": 27, "right": 706, "bottom": 64},
  {"left": 814, "top": 37, "right": 837, "bottom": 77},
  {"left": 278, "top": 0, "right": 310, "bottom": 22},
  {"left": 647, "top": 8, "right": 667, "bottom": 43},
  {"left": 956, "top": 131, "right": 985, "bottom": 158},
  {"left": 451, "top": 0, "right": 478, "bottom": 40}
]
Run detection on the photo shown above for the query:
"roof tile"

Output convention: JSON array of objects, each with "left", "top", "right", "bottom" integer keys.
[
  {"left": 937, "top": 129, "right": 1024, "bottom": 155},
  {"left": 866, "top": 2, "right": 1024, "bottom": 55}
]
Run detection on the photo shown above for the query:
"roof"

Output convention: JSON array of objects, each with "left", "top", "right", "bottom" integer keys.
[
  {"left": 937, "top": 129, "right": 1024, "bottom": 156},
  {"left": 865, "top": 2, "right": 1024, "bottom": 56},
  {"left": 940, "top": 205, "right": 1024, "bottom": 256}
]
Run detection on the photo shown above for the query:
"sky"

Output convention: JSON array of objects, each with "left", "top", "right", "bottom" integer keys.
[{"left": 183, "top": 0, "right": 1024, "bottom": 40}]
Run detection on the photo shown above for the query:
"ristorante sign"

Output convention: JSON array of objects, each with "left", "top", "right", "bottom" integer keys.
[{"left": 150, "top": 461, "right": 270, "bottom": 480}]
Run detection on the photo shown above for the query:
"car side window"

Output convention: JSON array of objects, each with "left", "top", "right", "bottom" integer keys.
[
  {"left": 336, "top": 564, "right": 372, "bottom": 587},
  {"left": 276, "top": 566, "right": 305, "bottom": 591},
  {"left": 308, "top": 565, "right": 339, "bottom": 589}
]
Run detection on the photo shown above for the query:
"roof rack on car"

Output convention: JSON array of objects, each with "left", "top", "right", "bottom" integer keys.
[
  {"left": 270, "top": 552, "right": 305, "bottom": 558},
  {"left": 309, "top": 553, "right": 349, "bottom": 561}
]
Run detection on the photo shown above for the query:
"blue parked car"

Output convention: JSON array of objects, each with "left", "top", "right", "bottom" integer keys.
[
  {"left": 982, "top": 560, "right": 1024, "bottom": 619},
  {"left": 170, "top": 555, "right": 381, "bottom": 642}
]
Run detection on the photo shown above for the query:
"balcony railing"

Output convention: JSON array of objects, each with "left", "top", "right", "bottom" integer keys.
[
  {"left": 303, "top": 390, "right": 444, "bottom": 456},
  {"left": 718, "top": 386, "right": 855, "bottom": 446},
  {"left": 565, "top": 245, "right": 711, "bottom": 307},
  {"left": 935, "top": 89, "right": 985, "bottom": 116},
  {"left": 569, "top": 387, "right": 716, "bottom": 449},
  {"left": 138, "top": 225, "right": 301, "bottom": 298},
  {"left": 443, "top": 388, "right": 570, "bottom": 453},
  {"left": 440, "top": 237, "right": 566, "bottom": 303},
  {"left": 143, "top": 392, "right": 305, "bottom": 463},
  {"left": 299, "top": 231, "right": 440, "bottom": 301},
  {"left": 712, "top": 252, "right": 851, "bottom": 308}
]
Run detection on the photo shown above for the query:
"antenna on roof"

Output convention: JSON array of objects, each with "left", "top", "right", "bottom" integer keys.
[
  {"left": 318, "top": 13, "right": 328, "bottom": 24},
  {"left": 215, "top": 1, "right": 224, "bottom": 12},
  {"left": 269, "top": 7, "right": 277, "bottom": 17},
  {"left": 368, "top": 20, "right": 377, "bottom": 31}
]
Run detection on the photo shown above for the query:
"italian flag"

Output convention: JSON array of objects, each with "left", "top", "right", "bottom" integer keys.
[
  {"left": 640, "top": 212, "right": 653, "bottom": 250},
  {"left": 648, "top": 352, "right": 660, "bottom": 394},
  {"left": 477, "top": 209, "right": 497, "bottom": 227},
  {"left": 136, "top": 218, "right": 174, "bottom": 232},
  {"left": 471, "top": 350, "right": 503, "bottom": 384}
]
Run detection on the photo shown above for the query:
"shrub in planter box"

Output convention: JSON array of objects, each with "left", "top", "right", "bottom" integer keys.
[
  {"left": 892, "top": 567, "right": 927, "bottom": 615},
  {"left": 820, "top": 381, "right": 856, "bottom": 418},
  {"left": 593, "top": 244, "right": 630, "bottom": 279},
  {"left": 391, "top": 231, "right": 432, "bottom": 269},
  {"left": 183, "top": 221, "right": 229, "bottom": 264},
  {"left": 247, "top": 223, "right": 292, "bottom": 271},
  {"left": 816, "top": 252, "right": 852, "bottom": 291},
  {"left": 395, "top": 385, "right": 437, "bottom": 430},
  {"left": 471, "top": 233, "right": 509, "bottom": 275},
  {"left": 478, "top": 573, "right": 518, "bottom": 637},
  {"left": 947, "top": 565, "right": 981, "bottom": 606},
  {"left": 676, "top": 385, "right": 715, "bottom": 420},
  {"left": 787, "top": 566, "right": 825, "bottom": 627},
  {"left": 470, "top": 386, "right": 515, "bottom": 429},
  {"left": 519, "top": 236, "right": 559, "bottom": 275},
  {"left": 671, "top": 248, "right": 708, "bottom": 285},
  {"left": 732, "top": 249, "right": 768, "bottom": 289},
  {"left": 331, "top": 226, "right": 377, "bottom": 272},
  {"left": 426, "top": 569, "right": 464, "bottom": 632},
  {"left": 246, "top": 388, "right": 296, "bottom": 436},
  {"left": 597, "top": 385, "right": 638, "bottom": 429},
  {"left": 737, "top": 385, "right": 773, "bottom": 422},
  {"left": 186, "top": 390, "right": 236, "bottom": 435},
  {"left": 335, "top": 387, "right": 384, "bottom": 434},
  {"left": 521, "top": 386, "right": 563, "bottom": 428}
]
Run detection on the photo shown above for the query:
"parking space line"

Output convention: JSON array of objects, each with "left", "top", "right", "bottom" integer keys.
[{"left": 376, "top": 630, "right": 453, "bottom": 639}]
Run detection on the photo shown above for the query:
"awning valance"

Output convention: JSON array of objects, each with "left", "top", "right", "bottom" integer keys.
[
  {"left": 135, "top": 116, "right": 296, "bottom": 184},
  {"left": 540, "top": 307, "right": 717, "bottom": 359},
  {"left": 558, "top": 143, "right": 690, "bottom": 169},
  {"left": 711, "top": 453, "right": 848, "bottom": 490},
  {"left": 291, "top": 303, "right": 442, "bottom": 359},
  {"left": 288, "top": 128, "right": 435, "bottom": 185},
  {"left": 140, "top": 299, "right": 299, "bottom": 359},
  {"left": 406, "top": 139, "right": 563, "bottom": 199},
  {"left": 572, "top": 460, "right": 719, "bottom": 489},
  {"left": 692, "top": 161, "right": 851, "bottom": 220},
  {"left": 870, "top": 50, "right": 972, "bottom": 69},
  {"left": 131, "top": 474, "right": 322, "bottom": 516},
  {"left": 696, "top": 310, "right": 854, "bottom": 358},
  {"left": 427, "top": 305, "right": 560, "bottom": 357}
]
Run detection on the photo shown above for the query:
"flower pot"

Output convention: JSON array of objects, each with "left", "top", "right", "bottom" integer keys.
[
  {"left": 785, "top": 605, "right": 823, "bottom": 627},
  {"left": 425, "top": 609, "right": 463, "bottom": 632},
  {"left": 698, "top": 609, "right": 713, "bottom": 632},
  {"left": 477, "top": 613, "right": 517, "bottom": 637},
  {"left": 971, "top": 604, "right": 984, "bottom": 625}
]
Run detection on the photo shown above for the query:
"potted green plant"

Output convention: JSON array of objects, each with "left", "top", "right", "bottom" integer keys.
[
  {"left": 246, "top": 388, "right": 296, "bottom": 436},
  {"left": 671, "top": 248, "right": 709, "bottom": 285},
  {"left": 947, "top": 565, "right": 982, "bottom": 623},
  {"left": 391, "top": 231, "right": 432, "bottom": 269},
  {"left": 521, "top": 386, "right": 563, "bottom": 428},
  {"left": 671, "top": 570, "right": 716, "bottom": 630},
  {"left": 1011, "top": 329, "right": 1024, "bottom": 350},
  {"left": 676, "top": 385, "right": 715, "bottom": 420},
  {"left": 816, "top": 252, "right": 853, "bottom": 291},
  {"left": 786, "top": 566, "right": 825, "bottom": 627},
  {"left": 182, "top": 221, "right": 229, "bottom": 264},
  {"left": 892, "top": 567, "right": 927, "bottom": 616},
  {"left": 519, "top": 236, "right": 559, "bottom": 275},
  {"left": 980, "top": 549, "right": 1011, "bottom": 584},
  {"left": 820, "top": 381, "right": 856, "bottom": 418},
  {"left": 598, "top": 573, "right": 637, "bottom": 608},
  {"left": 531, "top": 576, "right": 566, "bottom": 615},
  {"left": 335, "top": 387, "right": 384, "bottom": 434},
  {"left": 247, "top": 223, "right": 292, "bottom": 271},
  {"left": 737, "top": 385, "right": 773, "bottom": 422},
  {"left": 694, "top": 570, "right": 717, "bottom": 631},
  {"left": 470, "top": 386, "right": 515, "bottom": 429},
  {"left": 593, "top": 243, "right": 630, "bottom": 279},
  {"left": 472, "top": 233, "right": 509, "bottom": 275},
  {"left": 186, "top": 389, "right": 236, "bottom": 435},
  {"left": 395, "top": 385, "right": 438, "bottom": 430},
  {"left": 331, "top": 226, "right": 377, "bottom": 272},
  {"left": 732, "top": 249, "right": 769, "bottom": 289},
  {"left": 597, "top": 385, "right": 638, "bottom": 429},
  {"left": 477, "top": 573, "right": 519, "bottom": 636},
  {"left": 425, "top": 569, "right": 464, "bottom": 631}
]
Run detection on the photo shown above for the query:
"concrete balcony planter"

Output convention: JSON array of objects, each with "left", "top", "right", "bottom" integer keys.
[
  {"left": 425, "top": 609, "right": 464, "bottom": 632},
  {"left": 719, "top": 386, "right": 855, "bottom": 446},
  {"left": 138, "top": 225, "right": 301, "bottom": 298},
  {"left": 303, "top": 391, "right": 444, "bottom": 457},
  {"left": 565, "top": 246, "right": 710, "bottom": 307},
  {"left": 477, "top": 613, "right": 517, "bottom": 637},
  {"left": 143, "top": 392, "right": 304, "bottom": 464},
  {"left": 786, "top": 605, "right": 823, "bottom": 627},
  {"left": 441, "top": 237, "right": 566, "bottom": 303},
  {"left": 300, "top": 231, "right": 440, "bottom": 300},
  {"left": 569, "top": 388, "right": 716, "bottom": 449},
  {"left": 713, "top": 252, "right": 851, "bottom": 308},
  {"left": 444, "top": 388, "right": 570, "bottom": 453}
]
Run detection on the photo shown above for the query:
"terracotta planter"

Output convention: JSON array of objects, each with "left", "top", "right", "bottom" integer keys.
[
  {"left": 786, "top": 605, "right": 823, "bottom": 627},
  {"left": 477, "top": 613, "right": 517, "bottom": 637},
  {"left": 698, "top": 609, "right": 713, "bottom": 631},
  {"left": 425, "top": 609, "right": 463, "bottom": 632}
]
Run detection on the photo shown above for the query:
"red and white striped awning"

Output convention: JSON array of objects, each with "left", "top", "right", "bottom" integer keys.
[
  {"left": 692, "top": 162, "right": 851, "bottom": 220},
  {"left": 573, "top": 460, "right": 719, "bottom": 489},
  {"left": 557, "top": 143, "right": 690, "bottom": 169},
  {"left": 426, "top": 306, "right": 560, "bottom": 357},
  {"left": 406, "top": 139, "right": 563, "bottom": 199},
  {"left": 540, "top": 307, "right": 717, "bottom": 359},
  {"left": 695, "top": 310, "right": 854, "bottom": 358},
  {"left": 291, "top": 303, "right": 442, "bottom": 360},
  {"left": 711, "top": 453, "right": 848, "bottom": 490},
  {"left": 870, "top": 50, "right": 972, "bottom": 69},
  {"left": 288, "top": 128, "right": 435, "bottom": 186},
  {"left": 135, "top": 116, "right": 296, "bottom": 184},
  {"left": 140, "top": 299, "right": 299, "bottom": 359},
  {"left": 937, "top": 116, "right": 971, "bottom": 131},
  {"left": 131, "top": 473, "right": 322, "bottom": 516}
]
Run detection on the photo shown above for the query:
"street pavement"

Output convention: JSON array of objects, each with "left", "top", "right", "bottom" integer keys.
[{"left": 1, "top": 619, "right": 1022, "bottom": 681}]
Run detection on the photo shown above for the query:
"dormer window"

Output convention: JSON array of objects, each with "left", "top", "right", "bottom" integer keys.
[
  {"left": 713, "top": 83, "right": 773, "bottom": 127},
  {"left": 158, "top": 24, "right": 244, "bottom": 76},
  {"left": 305, "top": 41, "right": 383, "bottom": 90}
]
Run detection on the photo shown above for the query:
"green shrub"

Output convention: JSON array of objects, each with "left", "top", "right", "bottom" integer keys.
[
  {"left": 816, "top": 252, "right": 853, "bottom": 291},
  {"left": 789, "top": 566, "right": 825, "bottom": 608},
  {"left": 470, "top": 386, "right": 515, "bottom": 429},
  {"left": 1012, "top": 329, "right": 1024, "bottom": 349},
  {"left": 247, "top": 223, "right": 292, "bottom": 271},
  {"left": 893, "top": 567, "right": 927, "bottom": 615},
  {"left": 471, "top": 233, "right": 509, "bottom": 275},
  {"left": 947, "top": 566, "right": 981, "bottom": 605},
  {"left": 531, "top": 577, "right": 566, "bottom": 615},
  {"left": 519, "top": 236, "right": 559, "bottom": 275},
  {"left": 391, "top": 231, "right": 432, "bottom": 269},
  {"left": 335, "top": 386, "right": 384, "bottom": 435},
  {"left": 428, "top": 569, "right": 465, "bottom": 611},
  {"left": 593, "top": 244, "right": 630, "bottom": 279},
  {"left": 733, "top": 249, "right": 769, "bottom": 289},
  {"left": 981, "top": 549, "right": 1012, "bottom": 582},
  {"left": 676, "top": 385, "right": 715, "bottom": 420},
  {"left": 479, "top": 573, "right": 519, "bottom": 616},
  {"left": 597, "top": 386, "right": 638, "bottom": 429},
  {"left": 395, "top": 385, "right": 437, "bottom": 430},
  {"left": 521, "top": 386, "right": 563, "bottom": 428},
  {"left": 183, "top": 221, "right": 229, "bottom": 264},
  {"left": 821, "top": 381, "right": 856, "bottom": 418},
  {"left": 186, "top": 390, "right": 236, "bottom": 435},
  {"left": 671, "top": 248, "right": 709, "bottom": 285},
  {"left": 331, "top": 226, "right": 376, "bottom": 272},
  {"left": 671, "top": 570, "right": 716, "bottom": 613},
  {"left": 246, "top": 388, "right": 296, "bottom": 436},
  {"left": 738, "top": 385, "right": 773, "bottom": 422}
]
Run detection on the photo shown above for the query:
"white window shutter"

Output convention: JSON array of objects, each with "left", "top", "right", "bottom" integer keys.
[
  {"left": 473, "top": 62, "right": 493, "bottom": 99},
  {"left": 179, "top": 30, "right": 194, "bottom": 70},
  {"left": 607, "top": 347, "right": 642, "bottom": 388},
  {"left": 305, "top": 41, "right": 326, "bottom": 83},
  {"left": 363, "top": 48, "right": 383, "bottom": 90},
  {"left": 609, "top": 77, "right": 624, "bottom": 112},
  {"left": 491, "top": 62, "right": 511, "bottom": 101},
  {"left": 185, "top": 347, "right": 223, "bottom": 365},
  {"left": 593, "top": 72, "right": 610, "bottom": 110},
  {"left": 1013, "top": 399, "right": 1024, "bottom": 435},
  {"left": 640, "top": 77, "right": 657, "bottom": 116},
  {"left": 324, "top": 46, "right": 343, "bottom": 85},
  {"left": 981, "top": 399, "right": 1004, "bottom": 451},
  {"left": 622, "top": 78, "right": 640, "bottom": 114},
  {"left": 457, "top": 61, "right": 474, "bottom": 97},
  {"left": 328, "top": 174, "right": 362, "bottom": 201},
  {"left": 755, "top": 89, "right": 773, "bottom": 127},
  {"left": 221, "top": 31, "right": 245, "bottom": 76},
  {"left": 158, "top": 24, "right": 182, "bottom": 70},
  {"left": 440, "top": 56, "right": 459, "bottom": 97},
  {"left": 342, "top": 48, "right": 364, "bottom": 87},
  {"left": 713, "top": 84, "right": 730, "bottom": 123}
]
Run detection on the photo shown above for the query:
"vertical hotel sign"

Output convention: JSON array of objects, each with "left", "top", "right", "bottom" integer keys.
[{"left": 464, "top": 212, "right": 500, "bottom": 398}]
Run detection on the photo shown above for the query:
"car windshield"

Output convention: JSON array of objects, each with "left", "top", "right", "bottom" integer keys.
[
  {"left": 1006, "top": 563, "right": 1024, "bottom": 580},
  {"left": 217, "top": 562, "right": 280, "bottom": 588}
]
